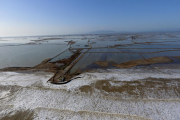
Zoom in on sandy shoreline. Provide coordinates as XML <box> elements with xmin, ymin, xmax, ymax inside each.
<box><xmin>1</xmin><ymin>54</ymin><xmax>179</xmax><ymax>84</ymax></box>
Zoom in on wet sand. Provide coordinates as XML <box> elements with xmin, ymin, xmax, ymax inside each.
<box><xmin>79</xmin><ymin>78</ymin><xmax>180</xmax><ymax>99</ymax></box>
<box><xmin>0</xmin><ymin>110</ymin><xmax>34</xmax><ymax>120</ymax></box>
<box><xmin>115</xmin><ymin>56</ymin><xmax>173</xmax><ymax>68</ymax></box>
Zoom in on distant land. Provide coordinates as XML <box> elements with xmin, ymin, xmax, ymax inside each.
<box><xmin>1</xmin><ymin>29</ymin><xmax>180</xmax><ymax>38</ymax></box>
<box><xmin>87</xmin><ymin>29</ymin><xmax>180</xmax><ymax>35</ymax></box>
<box><xmin>88</xmin><ymin>30</ymin><xmax>117</xmax><ymax>34</ymax></box>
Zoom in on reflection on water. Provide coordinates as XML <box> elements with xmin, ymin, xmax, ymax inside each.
<box><xmin>0</xmin><ymin>45</ymin><xmax>68</xmax><ymax>68</ymax></box>
<box><xmin>70</xmin><ymin>32</ymin><xmax>180</xmax><ymax>73</ymax></box>
<box><xmin>0</xmin><ymin>32</ymin><xmax>180</xmax><ymax>70</ymax></box>
<box><xmin>50</xmin><ymin>50</ymin><xmax>73</xmax><ymax>62</ymax></box>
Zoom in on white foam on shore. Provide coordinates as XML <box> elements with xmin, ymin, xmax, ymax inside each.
<box><xmin>0</xmin><ymin>68</ymin><xmax>180</xmax><ymax>120</ymax></box>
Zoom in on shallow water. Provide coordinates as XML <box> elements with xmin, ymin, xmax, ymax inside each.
<box><xmin>69</xmin><ymin>32</ymin><xmax>180</xmax><ymax>73</ymax></box>
<box><xmin>50</xmin><ymin>50</ymin><xmax>73</xmax><ymax>62</ymax></box>
<box><xmin>141</xmin><ymin>51</ymin><xmax>180</xmax><ymax>59</ymax></box>
<box><xmin>0</xmin><ymin>44</ymin><xmax>68</xmax><ymax>68</ymax></box>
<box><xmin>1</xmin><ymin>32</ymin><xmax>180</xmax><ymax>70</ymax></box>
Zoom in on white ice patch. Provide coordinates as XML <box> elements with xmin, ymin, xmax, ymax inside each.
<box><xmin>63</xmin><ymin>68</ymin><xmax>180</xmax><ymax>90</ymax></box>
<box><xmin>0</xmin><ymin>90</ymin><xmax>10</xmax><ymax>99</ymax></box>
<box><xmin>1</xmin><ymin>68</ymin><xmax>180</xmax><ymax>91</ymax></box>
<box><xmin>0</xmin><ymin>68</ymin><xmax>180</xmax><ymax>120</ymax></box>
<box><xmin>0</xmin><ymin>72</ymin><xmax>54</xmax><ymax>87</ymax></box>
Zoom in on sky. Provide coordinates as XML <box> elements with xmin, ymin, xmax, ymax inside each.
<box><xmin>0</xmin><ymin>0</ymin><xmax>180</xmax><ymax>36</ymax></box>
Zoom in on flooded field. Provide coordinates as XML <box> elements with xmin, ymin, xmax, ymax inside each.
<box><xmin>0</xmin><ymin>32</ymin><xmax>180</xmax><ymax>119</ymax></box>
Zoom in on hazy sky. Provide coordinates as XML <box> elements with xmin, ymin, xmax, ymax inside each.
<box><xmin>0</xmin><ymin>0</ymin><xmax>180</xmax><ymax>36</ymax></box>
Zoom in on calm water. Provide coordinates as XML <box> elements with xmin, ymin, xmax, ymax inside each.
<box><xmin>70</xmin><ymin>32</ymin><xmax>180</xmax><ymax>73</ymax></box>
<box><xmin>1</xmin><ymin>33</ymin><xmax>180</xmax><ymax>71</ymax></box>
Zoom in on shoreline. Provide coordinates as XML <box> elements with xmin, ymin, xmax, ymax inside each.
<box><xmin>1</xmin><ymin>55</ymin><xmax>180</xmax><ymax>83</ymax></box>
